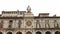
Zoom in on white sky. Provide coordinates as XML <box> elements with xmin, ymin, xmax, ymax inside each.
<box><xmin>0</xmin><ymin>0</ymin><xmax>60</xmax><ymax>16</ymax></box>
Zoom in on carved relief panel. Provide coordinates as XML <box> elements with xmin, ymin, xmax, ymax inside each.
<box><xmin>24</xmin><ymin>18</ymin><xmax>34</xmax><ymax>28</ymax></box>
<box><xmin>26</xmin><ymin>21</ymin><xmax>32</xmax><ymax>26</ymax></box>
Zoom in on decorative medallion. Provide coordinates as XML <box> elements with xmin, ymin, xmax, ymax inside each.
<box><xmin>26</xmin><ymin>21</ymin><xmax>32</xmax><ymax>26</ymax></box>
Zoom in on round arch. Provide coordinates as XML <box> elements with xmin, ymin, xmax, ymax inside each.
<box><xmin>36</xmin><ymin>31</ymin><xmax>42</xmax><ymax>34</ymax></box>
<box><xmin>16</xmin><ymin>32</ymin><xmax>22</xmax><ymax>34</ymax></box>
<box><xmin>26</xmin><ymin>31</ymin><xmax>32</xmax><ymax>34</ymax></box>
<box><xmin>55</xmin><ymin>31</ymin><xmax>60</xmax><ymax>34</ymax></box>
<box><xmin>7</xmin><ymin>32</ymin><xmax>12</xmax><ymax>34</ymax></box>
<box><xmin>45</xmin><ymin>31</ymin><xmax>51</xmax><ymax>34</ymax></box>
<box><xmin>0</xmin><ymin>32</ymin><xmax>3</xmax><ymax>34</ymax></box>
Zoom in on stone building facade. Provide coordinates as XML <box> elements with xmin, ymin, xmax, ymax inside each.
<box><xmin>0</xmin><ymin>6</ymin><xmax>60</xmax><ymax>34</ymax></box>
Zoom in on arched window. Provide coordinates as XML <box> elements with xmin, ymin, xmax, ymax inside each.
<box><xmin>26</xmin><ymin>31</ymin><xmax>32</xmax><ymax>34</ymax></box>
<box><xmin>36</xmin><ymin>31</ymin><xmax>42</xmax><ymax>34</ymax></box>
<box><xmin>45</xmin><ymin>31</ymin><xmax>51</xmax><ymax>34</ymax></box>
<box><xmin>0</xmin><ymin>32</ymin><xmax>2</xmax><ymax>34</ymax></box>
<box><xmin>7</xmin><ymin>32</ymin><xmax>12</xmax><ymax>34</ymax></box>
<box><xmin>16</xmin><ymin>32</ymin><xmax>22</xmax><ymax>34</ymax></box>
<box><xmin>55</xmin><ymin>31</ymin><xmax>60</xmax><ymax>34</ymax></box>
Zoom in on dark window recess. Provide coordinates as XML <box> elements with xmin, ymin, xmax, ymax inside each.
<box><xmin>8</xmin><ymin>25</ymin><xmax>12</xmax><ymax>28</ymax></box>
<box><xmin>8</xmin><ymin>20</ymin><xmax>13</xmax><ymax>28</ymax></box>
<box><xmin>9</xmin><ymin>20</ymin><xmax>13</xmax><ymax>23</ymax></box>
<box><xmin>20</xmin><ymin>12</ymin><xmax>23</xmax><ymax>15</ymax></box>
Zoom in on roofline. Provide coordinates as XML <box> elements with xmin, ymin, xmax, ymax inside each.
<box><xmin>0</xmin><ymin>16</ymin><xmax>60</xmax><ymax>19</ymax></box>
<box><xmin>34</xmin><ymin>16</ymin><xmax>60</xmax><ymax>18</ymax></box>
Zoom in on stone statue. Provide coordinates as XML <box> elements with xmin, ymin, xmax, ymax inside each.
<box><xmin>27</xmin><ymin>5</ymin><xmax>31</xmax><ymax>13</ymax></box>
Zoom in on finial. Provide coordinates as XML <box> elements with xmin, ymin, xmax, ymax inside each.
<box><xmin>27</xmin><ymin>5</ymin><xmax>31</xmax><ymax>13</ymax></box>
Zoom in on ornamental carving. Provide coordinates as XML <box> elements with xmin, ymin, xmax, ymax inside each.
<box><xmin>26</xmin><ymin>21</ymin><xmax>32</xmax><ymax>26</ymax></box>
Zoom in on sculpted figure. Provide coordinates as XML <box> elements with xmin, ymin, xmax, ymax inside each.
<box><xmin>36</xmin><ymin>20</ymin><xmax>41</xmax><ymax>28</ymax></box>
<box><xmin>18</xmin><ymin>20</ymin><xmax>22</xmax><ymax>28</ymax></box>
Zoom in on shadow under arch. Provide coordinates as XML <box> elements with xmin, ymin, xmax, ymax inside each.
<box><xmin>7</xmin><ymin>32</ymin><xmax>12</xmax><ymax>34</ymax></box>
<box><xmin>0</xmin><ymin>32</ymin><xmax>3</xmax><ymax>34</ymax></box>
<box><xmin>55</xmin><ymin>31</ymin><xmax>60</xmax><ymax>34</ymax></box>
<box><xmin>45</xmin><ymin>31</ymin><xmax>51</xmax><ymax>34</ymax></box>
<box><xmin>36</xmin><ymin>31</ymin><xmax>42</xmax><ymax>34</ymax></box>
<box><xmin>16</xmin><ymin>31</ymin><xmax>22</xmax><ymax>34</ymax></box>
<box><xmin>26</xmin><ymin>31</ymin><xmax>32</xmax><ymax>34</ymax></box>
